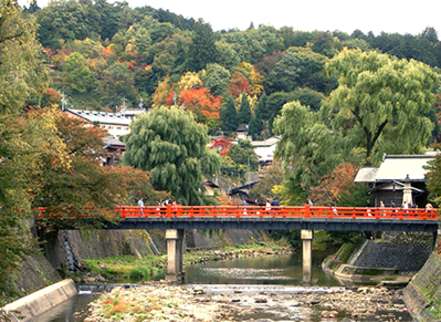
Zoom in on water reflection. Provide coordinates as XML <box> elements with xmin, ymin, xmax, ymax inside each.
<box><xmin>34</xmin><ymin>294</ymin><xmax>94</xmax><ymax>322</ymax></box>
<box><xmin>186</xmin><ymin>253</ymin><xmax>340</xmax><ymax>286</ymax></box>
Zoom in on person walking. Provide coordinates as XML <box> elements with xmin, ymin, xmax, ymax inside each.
<box><xmin>137</xmin><ymin>198</ymin><xmax>144</xmax><ymax>215</ymax></box>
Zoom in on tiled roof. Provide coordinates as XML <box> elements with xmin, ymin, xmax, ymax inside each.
<box><xmin>66</xmin><ymin>108</ymin><xmax>145</xmax><ymax>126</ymax></box>
<box><xmin>355</xmin><ymin>153</ymin><xmax>438</xmax><ymax>183</ymax></box>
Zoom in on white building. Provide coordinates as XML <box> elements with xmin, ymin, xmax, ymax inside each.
<box><xmin>65</xmin><ymin>108</ymin><xmax>145</xmax><ymax>137</ymax></box>
<box><xmin>250</xmin><ymin>136</ymin><xmax>280</xmax><ymax>165</ymax></box>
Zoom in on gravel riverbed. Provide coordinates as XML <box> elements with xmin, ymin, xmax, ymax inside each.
<box><xmin>82</xmin><ymin>282</ymin><xmax>413</xmax><ymax>321</ymax></box>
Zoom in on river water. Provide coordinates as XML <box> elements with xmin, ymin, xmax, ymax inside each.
<box><xmin>37</xmin><ymin>252</ymin><xmax>412</xmax><ymax>321</ymax></box>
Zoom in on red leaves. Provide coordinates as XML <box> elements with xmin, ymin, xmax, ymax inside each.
<box><xmin>210</xmin><ymin>136</ymin><xmax>233</xmax><ymax>156</ymax></box>
<box><xmin>229</xmin><ymin>71</ymin><xmax>251</xmax><ymax>97</ymax></box>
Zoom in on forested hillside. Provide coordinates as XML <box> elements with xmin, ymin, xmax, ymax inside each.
<box><xmin>21</xmin><ymin>0</ymin><xmax>441</xmax><ymax>204</ymax></box>
<box><xmin>26</xmin><ymin>0</ymin><xmax>441</xmax><ymax>138</ymax></box>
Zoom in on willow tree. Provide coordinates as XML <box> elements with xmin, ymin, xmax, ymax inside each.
<box><xmin>324</xmin><ymin>48</ymin><xmax>439</xmax><ymax>165</ymax></box>
<box><xmin>274</xmin><ymin>101</ymin><xmax>343</xmax><ymax>204</ymax></box>
<box><xmin>124</xmin><ymin>106</ymin><xmax>220</xmax><ymax>205</ymax></box>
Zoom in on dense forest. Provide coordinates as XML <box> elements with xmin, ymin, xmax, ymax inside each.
<box><xmin>26</xmin><ymin>0</ymin><xmax>441</xmax><ymax>136</ymax></box>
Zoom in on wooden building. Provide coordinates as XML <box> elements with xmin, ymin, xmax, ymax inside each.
<box><xmin>354</xmin><ymin>153</ymin><xmax>438</xmax><ymax>207</ymax></box>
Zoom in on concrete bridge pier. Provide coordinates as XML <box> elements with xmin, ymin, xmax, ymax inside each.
<box><xmin>165</xmin><ymin>229</ymin><xmax>185</xmax><ymax>283</ymax></box>
<box><xmin>301</xmin><ymin>229</ymin><xmax>313</xmax><ymax>283</ymax></box>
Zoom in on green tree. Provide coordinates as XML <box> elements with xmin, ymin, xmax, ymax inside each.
<box><xmin>124</xmin><ymin>106</ymin><xmax>220</xmax><ymax>205</ymax></box>
<box><xmin>274</xmin><ymin>101</ymin><xmax>343</xmax><ymax>202</ymax></box>
<box><xmin>100</xmin><ymin>62</ymin><xmax>138</xmax><ymax>108</ymax></box>
<box><xmin>290</xmin><ymin>87</ymin><xmax>324</xmax><ymax>111</ymax></box>
<box><xmin>221</xmin><ymin>25</ymin><xmax>284</xmax><ymax>63</ymax></box>
<box><xmin>324</xmin><ymin>48</ymin><xmax>439</xmax><ymax>164</ymax></box>
<box><xmin>426</xmin><ymin>154</ymin><xmax>441</xmax><ymax>206</ymax></box>
<box><xmin>36</xmin><ymin>0</ymin><xmax>101</xmax><ymax>48</ymax></box>
<box><xmin>237</xmin><ymin>94</ymin><xmax>251</xmax><ymax>124</ymax></box>
<box><xmin>215</xmin><ymin>40</ymin><xmax>240</xmax><ymax>69</ymax></box>
<box><xmin>0</xmin><ymin>0</ymin><xmax>51</xmax><ymax>297</ymax></box>
<box><xmin>187</xmin><ymin>21</ymin><xmax>218</xmax><ymax>71</ymax></box>
<box><xmin>248</xmin><ymin>94</ymin><xmax>267</xmax><ymax>139</ymax></box>
<box><xmin>220</xmin><ymin>95</ymin><xmax>238</xmax><ymax>134</ymax></box>
<box><xmin>62</xmin><ymin>52</ymin><xmax>97</xmax><ymax>97</ymax></box>
<box><xmin>200</xmin><ymin>63</ymin><xmax>231</xmax><ymax>96</ymax></box>
<box><xmin>229</xmin><ymin>139</ymin><xmax>259</xmax><ymax>171</ymax></box>
<box><xmin>265</xmin><ymin>47</ymin><xmax>332</xmax><ymax>93</ymax></box>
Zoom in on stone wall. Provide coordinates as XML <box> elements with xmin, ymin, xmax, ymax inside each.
<box><xmin>404</xmin><ymin>235</ymin><xmax>441</xmax><ymax>321</ymax></box>
<box><xmin>350</xmin><ymin>240</ymin><xmax>431</xmax><ymax>272</ymax></box>
<box><xmin>15</xmin><ymin>253</ymin><xmax>61</xmax><ymax>295</ymax></box>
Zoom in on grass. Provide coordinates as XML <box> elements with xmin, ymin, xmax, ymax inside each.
<box><xmin>428</xmin><ymin>296</ymin><xmax>441</xmax><ymax>319</ymax></box>
<box><xmin>84</xmin><ymin>255</ymin><xmax>167</xmax><ymax>282</ymax></box>
<box><xmin>83</xmin><ymin>240</ymin><xmax>290</xmax><ymax>283</ymax></box>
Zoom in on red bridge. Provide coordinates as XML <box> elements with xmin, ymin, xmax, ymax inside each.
<box><xmin>36</xmin><ymin>205</ymin><xmax>440</xmax><ymax>283</ymax></box>
<box><xmin>38</xmin><ymin>205</ymin><xmax>439</xmax><ymax>232</ymax></box>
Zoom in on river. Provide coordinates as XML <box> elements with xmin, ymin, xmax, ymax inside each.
<box><xmin>37</xmin><ymin>252</ymin><xmax>412</xmax><ymax>321</ymax></box>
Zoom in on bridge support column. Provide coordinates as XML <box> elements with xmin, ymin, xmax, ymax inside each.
<box><xmin>165</xmin><ymin>229</ymin><xmax>185</xmax><ymax>283</ymax></box>
<box><xmin>301</xmin><ymin>229</ymin><xmax>313</xmax><ymax>284</ymax></box>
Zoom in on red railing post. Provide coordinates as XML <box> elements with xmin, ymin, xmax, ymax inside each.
<box><xmin>304</xmin><ymin>204</ymin><xmax>311</xmax><ymax>218</ymax></box>
<box><xmin>374</xmin><ymin>208</ymin><xmax>380</xmax><ymax>220</ymax></box>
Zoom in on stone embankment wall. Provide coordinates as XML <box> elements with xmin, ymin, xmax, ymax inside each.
<box><xmin>45</xmin><ymin>229</ymin><xmax>267</xmax><ymax>271</ymax></box>
<box><xmin>404</xmin><ymin>235</ymin><xmax>441</xmax><ymax>321</ymax></box>
<box><xmin>18</xmin><ymin>229</ymin><xmax>267</xmax><ymax>294</ymax></box>
<box><xmin>349</xmin><ymin>240</ymin><xmax>431</xmax><ymax>272</ymax></box>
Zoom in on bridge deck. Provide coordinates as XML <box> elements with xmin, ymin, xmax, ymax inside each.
<box><xmin>37</xmin><ymin>205</ymin><xmax>439</xmax><ymax>232</ymax></box>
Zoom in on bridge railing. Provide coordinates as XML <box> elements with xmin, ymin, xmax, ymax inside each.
<box><xmin>112</xmin><ymin>205</ymin><xmax>438</xmax><ymax>221</ymax></box>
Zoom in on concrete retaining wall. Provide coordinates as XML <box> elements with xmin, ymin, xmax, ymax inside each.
<box><xmin>3</xmin><ymin>279</ymin><xmax>77</xmax><ymax>321</ymax></box>
<box><xmin>403</xmin><ymin>237</ymin><xmax>441</xmax><ymax>322</ymax></box>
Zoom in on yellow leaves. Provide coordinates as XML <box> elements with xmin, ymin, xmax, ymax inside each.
<box><xmin>236</xmin><ymin>61</ymin><xmax>264</xmax><ymax>97</ymax></box>
<box><xmin>178</xmin><ymin>72</ymin><xmax>202</xmax><ymax>91</ymax></box>
<box><xmin>27</xmin><ymin>108</ymin><xmax>72</xmax><ymax>171</ymax></box>
<box><xmin>125</xmin><ymin>42</ymin><xmax>137</xmax><ymax>56</ymax></box>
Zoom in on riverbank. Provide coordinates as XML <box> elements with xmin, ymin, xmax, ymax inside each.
<box><xmin>81</xmin><ymin>240</ymin><xmax>291</xmax><ymax>283</ymax></box>
<box><xmin>83</xmin><ymin>283</ymin><xmax>412</xmax><ymax>321</ymax></box>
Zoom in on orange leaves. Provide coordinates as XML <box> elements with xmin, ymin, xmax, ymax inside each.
<box><xmin>102</xmin><ymin>46</ymin><xmax>114</xmax><ymax>60</ymax></box>
<box><xmin>179</xmin><ymin>87</ymin><xmax>222</xmax><ymax>120</ymax></box>
<box><xmin>309</xmin><ymin>163</ymin><xmax>358</xmax><ymax>205</ymax></box>
<box><xmin>45</xmin><ymin>87</ymin><xmax>61</xmax><ymax>103</ymax></box>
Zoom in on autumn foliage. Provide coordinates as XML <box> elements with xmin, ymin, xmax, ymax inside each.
<box><xmin>152</xmin><ymin>78</ymin><xmax>176</xmax><ymax>106</ymax></box>
<box><xmin>34</xmin><ymin>110</ymin><xmax>165</xmax><ymax>224</ymax></box>
<box><xmin>210</xmin><ymin>136</ymin><xmax>233</xmax><ymax>156</ymax></box>
<box><xmin>229</xmin><ymin>71</ymin><xmax>251</xmax><ymax>97</ymax></box>
<box><xmin>309</xmin><ymin>163</ymin><xmax>358</xmax><ymax>205</ymax></box>
<box><xmin>179</xmin><ymin>87</ymin><xmax>222</xmax><ymax>120</ymax></box>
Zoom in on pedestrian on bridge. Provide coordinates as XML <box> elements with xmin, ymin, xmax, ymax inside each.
<box><xmin>137</xmin><ymin>198</ymin><xmax>144</xmax><ymax>215</ymax></box>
